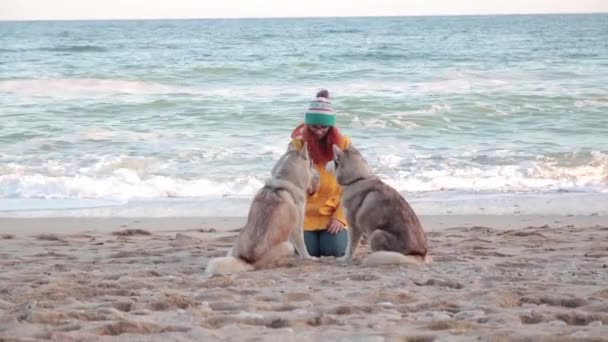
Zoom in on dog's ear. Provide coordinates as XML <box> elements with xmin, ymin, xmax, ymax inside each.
<box><xmin>345</xmin><ymin>143</ymin><xmax>363</xmax><ymax>157</ymax></box>
<box><xmin>287</xmin><ymin>141</ymin><xmax>298</xmax><ymax>152</ymax></box>
<box><xmin>300</xmin><ymin>142</ymin><xmax>310</xmax><ymax>160</ymax></box>
<box><xmin>332</xmin><ymin>144</ymin><xmax>343</xmax><ymax>161</ymax></box>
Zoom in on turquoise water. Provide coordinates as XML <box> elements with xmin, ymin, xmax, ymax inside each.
<box><xmin>1</xmin><ymin>15</ymin><xmax>607</xmax><ymax>216</ymax></box>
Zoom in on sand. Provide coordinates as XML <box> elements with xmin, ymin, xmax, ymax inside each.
<box><xmin>0</xmin><ymin>215</ymin><xmax>607</xmax><ymax>341</ymax></box>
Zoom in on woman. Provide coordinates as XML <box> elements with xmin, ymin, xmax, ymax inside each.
<box><xmin>288</xmin><ymin>89</ymin><xmax>351</xmax><ymax>257</ymax></box>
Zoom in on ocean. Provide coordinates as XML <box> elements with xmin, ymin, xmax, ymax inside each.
<box><xmin>1</xmin><ymin>14</ymin><xmax>607</xmax><ymax>217</ymax></box>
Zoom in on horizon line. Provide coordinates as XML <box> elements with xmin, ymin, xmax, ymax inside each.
<box><xmin>1</xmin><ymin>11</ymin><xmax>607</xmax><ymax>23</ymax></box>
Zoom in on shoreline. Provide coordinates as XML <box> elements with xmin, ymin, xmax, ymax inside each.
<box><xmin>2</xmin><ymin>191</ymin><xmax>608</xmax><ymax>219</ymax></box>
<box><xmin>1</xmin><ymin>214</ymin><xmax>606</xmax><ymax>236</ymax></box>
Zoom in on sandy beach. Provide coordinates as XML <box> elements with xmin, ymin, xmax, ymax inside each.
<box><xmin>0</xmin><ymin>214</ymin><xmax>607</xmax><ymax>341</ymax></box>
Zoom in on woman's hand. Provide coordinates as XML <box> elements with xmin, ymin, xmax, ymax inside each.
<box><xmin>326</xmin><ymin>218</ymin><xmax>345</xmax><ymax>235</ymax></box>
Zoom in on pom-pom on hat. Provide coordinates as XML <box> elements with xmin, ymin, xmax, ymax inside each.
<box><xmin>305</xmin><ymin>89</ymin><xmax>335</xmax><ymax>126</ymax></box>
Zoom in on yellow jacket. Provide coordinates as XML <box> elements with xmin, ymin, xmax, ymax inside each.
<box><xmin>289</xmin><ymin>136</ymin><xmax>351</xmax><ymax>231</ymax></box>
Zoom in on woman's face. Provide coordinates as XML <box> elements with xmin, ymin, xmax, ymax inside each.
<box><xmin>307</xmin><ymin>124</ymin><xmax>331</xmax><ymax>140</ymax></box>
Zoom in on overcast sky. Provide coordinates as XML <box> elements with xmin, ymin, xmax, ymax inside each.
<box><xmin>1</xmin><ymin>0</ymin><xmax>607</xmax><ymax>21</ymax></box>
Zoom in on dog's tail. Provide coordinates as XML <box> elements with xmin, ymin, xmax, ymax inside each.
<box><xmin>205</xmin><ymin>256</ymin><xmax>254</xmax><ymax>276</ymax></box>
<box><xmin>363</xmin><ymin>251</ymin><xmax>432</xmax><ymax>267</ymax></box>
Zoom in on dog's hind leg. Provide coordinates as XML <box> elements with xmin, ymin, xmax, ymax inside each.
<box><xmin>368</xmin><ymin>229</ymin><xmax>399</xmax><ymax>252</ymax></box>
<box><xmin>254</xmin><ymin>241</ymin><xmax>295</xmax><ymax>269</ymax></box>
<box><xmin>364</xmin><ymin>230</ymin><xmax>427</xmax><ymax>266</ymax></box>
<box><xmin>369</xmin><ymin>229</ymin><xmax>428</xmax><ymax>256</ymax></box>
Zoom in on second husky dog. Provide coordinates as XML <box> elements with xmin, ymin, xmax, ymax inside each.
<box><xmin>330</xmin><ymin>144</ymin><xmax>430</xmax><ymax>266</ymax></box>
<box><xmin>205</xmin><ymin>143</ymin><xmax>318</xmax><ymax>275</ymax></box>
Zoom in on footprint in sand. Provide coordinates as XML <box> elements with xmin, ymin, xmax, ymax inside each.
<box><xmin>204</xmin><ymin>314</ymin><xmax>292</xmax><ymax>329</ymax></box>
<box><xmin>111</xmin><ymin>301</ymin><xmax>133</xmax><ymax>312</ymax></box>
<box><xmin>208</xmin><ymin>301</ymin><xmax>247</xmax><ymax>312</ymax></box>
<box><xmin>414</xmin><ymin>279</ymin><xmax>464</xmax><ymax>289</ymax></box>
<box><xmin>426</xmin><ymin>319</ymin><xmax>474</xmax><ymax>331</ymax></box>
<box><xmin>111</xmin><ymin>229</ymin><xmax>152</xmax><ymax>237</ymax></box>
<box><xmin>96</xmin><ymin>320</ymin><xmax>190</xmax><ymax>335</ymax></box>
<box><xmin>169</xmin><ymin>233</ymin><xmax>202</xmax><ymax>247</ymax></box>
<box><xmin>519</xmin><ymin>296</ymin><xmax>587</xmax><ymax>308</ymax></box>
<box><xmin>332</xmin><ymin>304</ymin><xmax>373</xmax><ymax>315</ymax></box>
<box><xmin>108</xmin><ymin>250</ymin><xmax>156</xmax><ymax>259</ymax></box>
<box><xmin>33</xmin><ymin>234</ymin><xmax>66</xmax><ymax>241</ymax></box>
<box><xmin>555</xmin><ymin>312</ymin><xmax>608</xmax><ymax>326</ymax></box>
<box><xmin>149</xmin><ymin>293</ymin><xmax>198</xmax><ymax>311</ymax></box>
<box><xmin>284</xmin><ymin>292</ymin><xmax>311</xmax><ymax>302</ymax></box>
<box><xmin>306</xmin><ymin>313</ymin><xmax>342</xmax><ymax>327</ymax></box>
<box><xmin>342</xmin><ymin>274</ymin><xmax>380</xmax><ymax>282</ymax></box>
<box><xmin>520</xmin><ymin>311</ymin><xmax>546</xmax><ymax>324</ymax></box>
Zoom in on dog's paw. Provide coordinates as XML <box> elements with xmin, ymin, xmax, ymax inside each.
<box><xmin>305</xmin><ymin>256</ymin><xmax>319</xmax><ymax>261</ymax></box>
<box><xmin>337</xmin><ymin>256</ymin><xmax>351</xmax><ymax>265</ymax></box>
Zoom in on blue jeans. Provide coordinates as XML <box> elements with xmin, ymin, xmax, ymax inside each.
<box><xmin>303</xmin><ymin>229</ymin><xmax>348</xmax><ymax>257</ymax></box>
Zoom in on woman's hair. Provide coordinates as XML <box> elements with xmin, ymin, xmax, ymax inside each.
<box><xmin>303</xmin><ymin>126</ymin><xmax>343</xmax><ymax>165</ymax></box>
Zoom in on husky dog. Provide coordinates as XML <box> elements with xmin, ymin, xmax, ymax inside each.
<box><xmin>329</xmin><ymin>144</ymin><xmax>430</xmax><ymax>266</ymax></box>
<box><xmin>205</xmin><ymin>143</ymin><xmax>318</xmax><ymax>275</ymax></box>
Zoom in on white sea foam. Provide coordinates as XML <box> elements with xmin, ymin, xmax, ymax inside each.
<box><xmin>0</xmin><ymin>79</ymin><xmax>200</xmax><ymax>98</ymax></box>
<box><xmin>0</xmin><ymin>75</ymin><xmax>530</xmax><ymax>100</ymax></box>
<box><xmin>427</xmin><ymin>103</ymin><xmax>452</xmax><ymax>113</ymax></box>
<box><xmin>1</xmin><ymin>151</ymin><xmax>606</xmax><ymax>206</ymax></box>
<box><xmin>574</xmin><ymin>98</ymin><xmax>608</xmax><ymax>109</ymax></box>
<box><xmin>0</xmin><ymin>172</ymin><xmax>264</xmax><ymax>201</ymax></box>
<box><xmin>377</xmin><ymin>156</ymin><xmax>608</xmax><ymax>194</ymax></box>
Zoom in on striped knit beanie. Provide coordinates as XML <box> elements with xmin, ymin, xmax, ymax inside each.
<box><xmin>305</xmin><ymin>91</ymin><xmax>336</xmax><ymax>127</ymax></box>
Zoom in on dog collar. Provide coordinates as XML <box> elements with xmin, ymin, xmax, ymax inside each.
<box><xmin>342</xmin><ymin>177</ymin><xmax>367</xmax><ymax>186</ymax></box>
